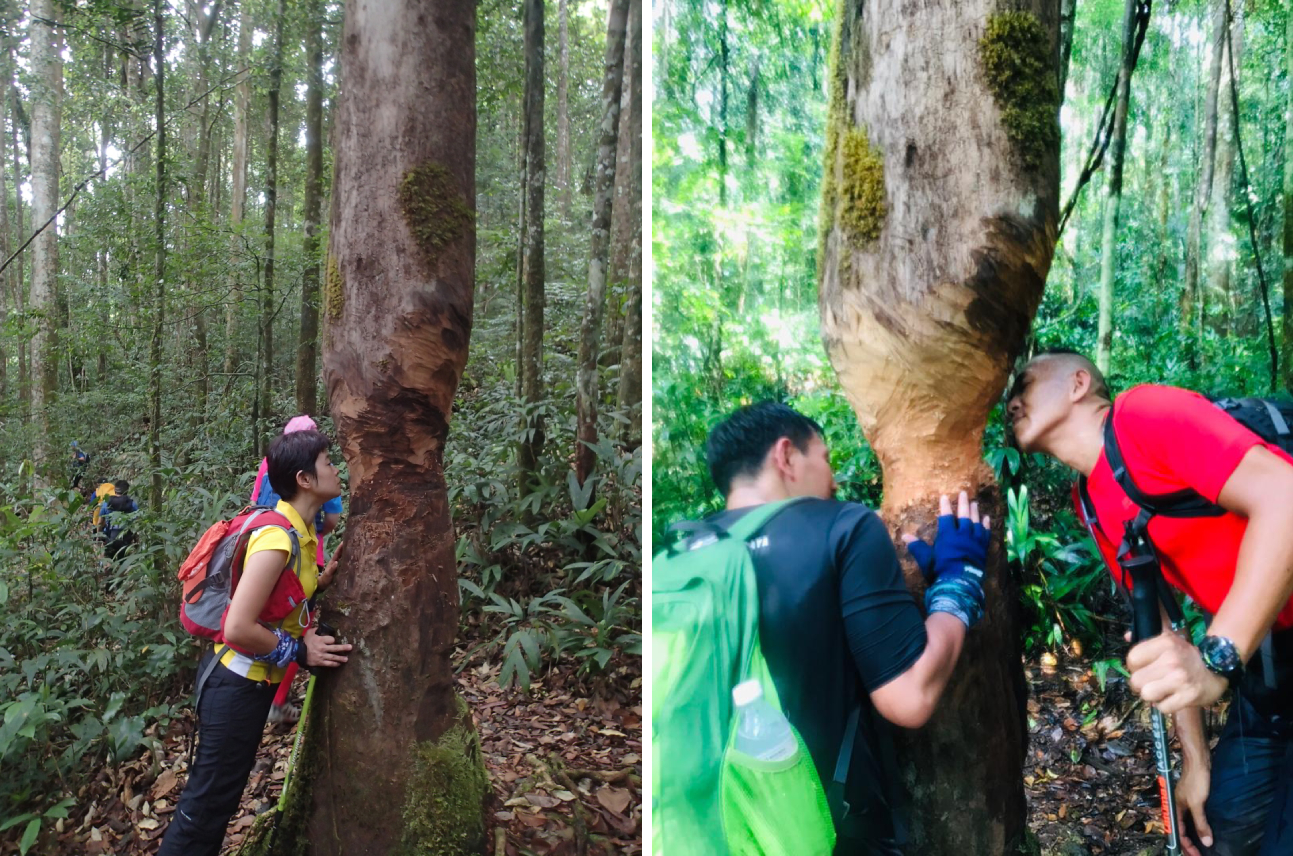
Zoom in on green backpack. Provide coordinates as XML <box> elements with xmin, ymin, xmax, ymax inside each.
<box><xmin>651</xmin><ymin>499</ymin><xmax>837</xmax><ymax>856</ymax></box>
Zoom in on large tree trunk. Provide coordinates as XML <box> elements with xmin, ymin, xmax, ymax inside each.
<box><xmin>187</xmin><ymin>1</ymin><xmax>219</xmax><ymax>415</ymax></box>
<box><xmin>613</xmin><ymin>0</ymin><xmax>642</xmax><ymax>436</ymax></box>
<box><xmin>296</xmin><ymin>0</ymin><xmax>324</xmax><ymax>417</ymax></box>
<box><xmin>225</xmin><ymin>1</ymin><xmax>251</xmax><ymax>376</ymax></box>
<box><xmin>310</xmin><ymin>0</ymin><xmax>485</xmax><ymax>853</ymax></box>
<box><xmin>1205</xmin><ymin>3</ymin><xmax>1244</xmax><ymax>335</ymax></box>
<box><xmin>819</xmin><ymin>3</ymin><xmax>1058</xmax><ymax>850</ymax></box>
<box><xmin>1284</xmin><ymin>0</ymin><xmax>1293</xmax><ymax>392</ymax></box>
<box><xmin>11</xmin><ymin>65</ymin><xmax>27</xmax><ymax>433</ymax></box>
<box><xmin>1095</xmin><ymin>0</ymin><xmax>1139</xmax><ymax>375</ymax></box>
<box><xmin>29</xmin><ymin>0</ymin><xmax>62</xmax><ymax>479</ymax></box>
<box><xmin>517</xmin><ymin>0</ymin><xmax>546</xmax><ymax>485</ymax></box>
<box><xmin>149</xmin><ymin>0</ymin><xmax>166</xmax><ymax>510</ymax></box>
<box><xmin>1183</xmin><ymin>0</ymin><xmax>1227</xmax><ymax>346</ymax></box>
<box><xmin>556</xmin><ymin>0</ymin><xmax>572</xmax><ymax>218</ymax></box>
<box><xmin>259</xmin><ymin>0</ymin><xmax>285</xmax><ymax>456</ymax></box>
<box><xmin>574</xmin><ymin>0</ymin><xmax>629</xmax><ymax>486</ymax></box>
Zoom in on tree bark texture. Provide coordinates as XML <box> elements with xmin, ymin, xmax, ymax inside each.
<box><xmin>574</xmin><ymin>0</ymin><xmax>630</xmax><ymax>486</ymax></box>
<box><xmin>517</xmin><ymin>0</ymin><xmax>546</xmax><ymax>484</ymax></box>
<box><xmin>557</xmin><ymin>0</ymin><xmax>572</xmax><ymax>218</ymax></box>
<box><xmin>260</xmin><ymin>0</ymin><xmax>286</xmax><ymax>457</ymax></box>
<box><xmin>611</xmin><ymin>0</ymin><xmax>642</xmax><ymax>429</ymax></box>
<box><xmin>1183</xmin><ymin>0</ymin><xmax>1226</xmax><ymax>339</ymax></box>
<box><xmin>149</xmin><ymin>0</ymin><xmax>166</xmax><ymax>509</ymax></box>
<box><xmin>1283</xmin><ymin>0</ymin><xmax>1293</xmax><ymax>392</ymax></box>
<box><xmin>11</xmin><ymin>53</ymin><xmax>28</xmax><ymax>427</ymax></box>
<box><xmin>225</xmin><ymin>0</ymin><xmax>252</xmax><ymax>376</ymax></box>
<box><xmin>29</xmin><ymin>0</ymin><xmax>62</xmax><ymax>473</ymax></box>
<box><xmin>819</xmin><ymin>1</ymin><xmax>1059</xmax><ymax>850</ymax></box>
<box><xmin>1058</xmin><ymin>0</ymin><xmax>1077</xmax><ymax>105</ymax></box>
<box><xmin>296</xmin><ymin>0</ymin><xmax>325</xmax><ymax>418</ymax></box>
<box><xmin>311</xmin><ymin>0</ymin><xmax>484</xmax><ymax>853</ymax></box>
<box><xmin>1096</xmin><ymin>0</ymin><xmax>1139</xmax><ymax>375</ymax></box>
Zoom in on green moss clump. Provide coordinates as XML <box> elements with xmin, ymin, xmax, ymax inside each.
<box><xmin>838</xmin><ymin>128</ymin><xmax>886</xmax><ymax>245</ymax></box>
<box><xmin>324</xmin><ymin>253</ymin><xmax>344</xmax><ymax>321</ymax></box>
<box><xmin>817</xmin><ymin>0</ymin><xmax>850</xmax><ymax>282</ymax></box>
<box><xmin>397</xmin><ymin>701</ymin><xmax>489</xmax><ymax>856</ymax></box>
<box><xmin>398</xmin><ymin>162</ymin><xmax>474</xmax><ymax>270</ymax></box>
<box><xmin>978</xmin><ymin>12</ymin><xmax>1059</xmax><ymax>170</ymax></box>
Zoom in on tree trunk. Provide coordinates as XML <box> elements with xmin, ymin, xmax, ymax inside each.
<box><xmin>819</xmin><ymin>2</ymin><xmax>1058</xmax><ymax>850</ymax></box>
<box><xmin>574</xmin><ymin>0</ymin><xmax>630</xmax><ymax>486</ymax></box>
<box><xmin>603</xmin><ymin>0</ymin><xmax>642</xmax><ymax>372</ymax></box>
<box><xmin>311</xmin><ymin>0</ymin><xmax>485</xmax><ymax>852</ymax></box>
<box><xmin>613</xmin><ymin>0</ymin><xmax>642</xmax><ymax>436</ymax></box>
<box><xmin>11</xmin><ymin>50</ymin><xmax>27</xmax><ymax>431</ymax></box>
<box><xmin>188</xmin><ymin>1</ymin><xmax>220</xmax><ymax>414</ymax></box>
<box><xmin>1183</xmin><ymin>0</ymin><xmax>1226</xmax><ymax>344</ymax></box>
<box><xmin>1095</xmin><ymin>0</ymin><xmax>1139</xmax><ymax>375</ymax></box>
<box><xmin>717</xmin><ymin>0</ymin><xmax>729</xmax><ymax>208</ymax></box>
<box><xmin>1205</xmin><ymin>3</ymin><xmax>1244</xmax><ymax>335</ymax></box>
<box><xmin>296</xmin><ymin>0</ymin><xmax>324</xmax><ymax>417</ymax></box>
<box><xmin>259</xmin><ymin>0</ymin><xmax>286</xmax><ymax>456</ymax></box>
<box><xmin>225</xmin><ymin>1</ymin><xmax>252</xmax><ymax>376</ymax></box>
<box><xmin>517</xmin><ymin>0</ymin><xmax>546</xmax><ymax>485</ymax></box>
<box><xmin>1283</xmin><ymin>0</ymin><xmax>1293</xmax><ymax>392</ymax></box>
<box><xmin>1058</xmin><ymin>0</ymin><xmax>1077</xmax><ymax>104</ymax></box>
<box><xmin>557</xmin><ymin>0</ymin><xmax>572</xmax><ymax>218</ymax></box>
<box><xmin>29</xmin><ymin>0</ymin><xmax>62</xmax><ymax>479</ymax></box>
<box><xmin>150</xmin><ymin>0</ymin><xmax>166</xmax><ymax>510</ymax></box>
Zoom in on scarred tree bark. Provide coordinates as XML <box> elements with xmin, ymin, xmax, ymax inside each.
<box><xmin>819</xmin><ymin>2</ymin><xmax>1058</xmax><ymax>850</ymax></box>
<box><xmin>574</xmin><ymin>0</ymin><xmax>629</xmax><ymax>485</ymax></box>
<box><xmin>296</xmin><ymin>0</ymin><xmax>324</xmax><ymax>417</ymax></box>
<box><xmin>311</xmin><ymin>0</ymin><xmax>485</xmax><ymax>853</ymax></box>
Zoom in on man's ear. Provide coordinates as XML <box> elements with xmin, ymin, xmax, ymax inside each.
<box><xmin>768</xmin><ymin>437</ymin><xmax>795</xmax><ymax>478</ymax></box>
<box><xmin>1070</xmin><ymin>368</ymin><xmax>1092</xmax><ymax>401</ymax></box>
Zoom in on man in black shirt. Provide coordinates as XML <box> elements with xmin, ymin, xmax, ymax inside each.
<box><xmin>704</xmin><ymin>402</ymin><xmax>990</xmax><ymax>854</ymax></box>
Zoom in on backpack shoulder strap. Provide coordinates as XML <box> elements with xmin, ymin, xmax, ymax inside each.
<box><xmin>1103</xmin><ymin>409</ymin><xmax>1224</xmax><ymax>518</ymax></box>
<box><xmin>720</xmin><ymin>496</ymin><xmax>812</xmax><ymax>542</ymax></box>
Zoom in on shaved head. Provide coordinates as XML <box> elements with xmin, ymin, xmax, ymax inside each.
<box><xmin>1018</xmin><ymin>349</ymin><xmax>1110</xmax><ymax>403</ymax></box>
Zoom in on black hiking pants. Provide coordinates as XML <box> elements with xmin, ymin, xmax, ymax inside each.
<box><xmin>157</xmin><ymin>658</ymin><xmax>277</xmax><ymax>856</ymax></box>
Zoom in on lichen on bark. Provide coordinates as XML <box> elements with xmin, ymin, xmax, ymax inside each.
<box><xmin>395</xmin><ymin>696</ymin><xmax>489</xmax><ymax>855</ymax></box>
<box><xmin>978</xmin><ymin>11</ymin><xmax>1059</xmax><ymax>170</ymax></box>
<box><xmin>839</xmin><ymin>128</ymin><xmax>885</xmax><ymax>245</ymax></box>
<box><xmin>324</xmin><ymin>253</ymin><xmax>344</xmax><ymax>321</ymax></box>
<box><xmin>398</xmin><ymin>161</ymin><xmax>474</xmax><ymax>271</ymax></box>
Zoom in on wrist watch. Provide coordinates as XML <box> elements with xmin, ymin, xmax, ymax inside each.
<box><xmin>1198</xmin><ymin>635</ymin><xmax>1245</xmax><ymax>688</ymax></box>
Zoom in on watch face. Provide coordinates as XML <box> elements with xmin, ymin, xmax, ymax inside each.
<box><xmin>1200</xmin><ymin>636</ymin><xmax>1242</xmax><ymax>676</ymax></box>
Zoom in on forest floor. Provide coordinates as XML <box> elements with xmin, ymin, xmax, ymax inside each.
<box><xmin>19</xmin><ymin>615</ymin><xmax>643</xmax><ymax>856</ymax></box>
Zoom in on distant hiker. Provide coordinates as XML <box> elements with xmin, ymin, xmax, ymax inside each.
<box><xmin>158</xmin><ymin>430</ymin><xmax>351</xmax><ymax>856</ymax></box>
<box><xmin>70</xmin><ymin>441</ymin><xmax>88</xmax><ymax>488</ymax></box>
<box><xmin>250</xmin><ymin>414</ymin><xmax>345</xmax><ymax>726</ymax></box>
<box><xmin>1008</xmin><ymin>349</ymin><xmax>1293</xmax><ymax>856</ymax></box>
<box><xmin>653</xmin><ymin>402</ymin><xmax>990</xmax><ymax>854</ymax></box>
<box><xmin>91</xmin><ymin>481</ymin><xmax>116</xmax><ymax>531</ymax></box>
<box><xmin>100</xmin><ymin>480</ymin><xmax>139</xmax><ymax>563</ymax></box>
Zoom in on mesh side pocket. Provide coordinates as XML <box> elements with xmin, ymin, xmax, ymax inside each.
<box><xmin>720</xmin><ymin>728</ymin><xmax>835</xmax><ymax>856</ymax></box>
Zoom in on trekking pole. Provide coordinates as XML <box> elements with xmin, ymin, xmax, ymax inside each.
<box><xmin>1128</xmin><ymin>561</ymin><xmax>1182</xmax><ymax>856</ymax></box>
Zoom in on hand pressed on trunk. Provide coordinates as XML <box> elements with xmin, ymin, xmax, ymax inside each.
<box><xmin>903</xmin><ymin>492</ymin><xmax>991</xmax><ymax>628</ymax></box>
<box><xmin>303</xmin><ymin>625</ymin><xmax>351</xmax><ymax>668</ymax></box>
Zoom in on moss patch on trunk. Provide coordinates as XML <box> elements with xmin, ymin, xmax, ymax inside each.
<box><xmin>395</xmin><ymin>697</ymin><xmax>489</xmax><ymax>856</ymax></box>
<box><xmin>324</xmin><ymin>253</ymin><xmax>344</xmax><ymax>321</ymax></box>
<box><xmin>398</xmin><ymin>162</ymin><xmax>474</xmax><ymax>272</ymax></box>
<box><xmin>978</xmin><ymin>12</ymin><xmax>1059</xmax><ymax>170</ymax></box>
<box><xmin>839</xmin><ymin>128</ymin><xmax>885</xmax><ymax>245</ymax></box>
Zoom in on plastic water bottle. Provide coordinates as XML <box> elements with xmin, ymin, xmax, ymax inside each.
<box><xmin>732</xmin><ymin>679</ymin><xmax>799</xmax><ymax>763</ymax></box>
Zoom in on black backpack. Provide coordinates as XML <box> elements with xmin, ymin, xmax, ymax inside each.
<box><xmin>103</xmin><ymin>494</ymin><xmax>138</xmax><ymax>557</ymax></box>
<box><xmin>1076</xmin><ymin>396</ymin><xmax>1293</xmax><ymax>685</ymax></box>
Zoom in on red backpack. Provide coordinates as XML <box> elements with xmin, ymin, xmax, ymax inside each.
<box><xmin>177</xmin><ymin>506</ymin><xmax>310</xmax><ymax>649</ymax></box>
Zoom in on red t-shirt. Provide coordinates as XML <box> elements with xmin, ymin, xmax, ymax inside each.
<box><xmin>1075</xmin><ymin>384</ymin><xmax>1293</xmax><ymax>630</ymax></box>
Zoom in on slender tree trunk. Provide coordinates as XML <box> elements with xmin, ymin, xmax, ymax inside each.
<box><xmin>259</xmin><ymin>0</ymin><xmax>286</xmax><ymax>456</ymax></box>
<box><xmin>574</xmin><ymin>0</ymin><xmax>630</xmax><ymax>486</ymax></box>
<box><xmin>517</xmin><ymin>0</ymin><xmax>546</xmax><ymax>485</ymax></box>
<box><xmin>311</xmin><ymin>1</ymin><xmax>485</xmax><ymax>852</ymax></box>
<box><xmin>1283</xmin><ymin>0</ymin><xmax>1293</xmax><ymax>392</ymax></box>
<box><xmin>150</xmin><ymin>0</ymin><xmax>166</xmax><ymax>509</ymax></box>
<box><xmin>0</xmin><ymin>71</ymin><xmax>10</xmax><ymax>401</ymax></box>
<box><xmin>296</xmin><ymin>0</ymin><xmax>324</xmax><ymax>417</ymax></box>
<box><xmin>613</xmin><ymin>0</ymin><xmax>643</xmax><ymax>436</ymax></box>
<box><xmin>1058</xmin><ymin>0</ymin><xmax>1078</xmax><ymax>104</ymax></box>
<box><xmin>29</xmin><ymin>0</ymin><xmax>62</xmax><ymax>481</ymax></box>
<box><xmin>1206</xmin><ymin>3</ymin><xmax>1244</xmax><ymax>335</ymax></box>
<box><xmin>1184</xmin><ymin>0</ymin><xmax>1227</xmax><ymax>343</ymax></box>
<box><xmin>188</xmin><ymin>2</ymin><xmax>220</xmax><ymax>414</ymax></box>
<box><xmin>557</xmin><ymin>0</ymin><xmax>572</xmax><ymax>218</ymax></box>
<box><xmin>225</xmin><ymin>1</ymin><xmax>251</xmax><ymax>376</ymax></box>
<box><xmin>717</xmin><ymin>0</ymin><xmax>729</xmax><ymax>208</ymax></box>
<box><xmin>1095</xmin><ymin>0</ymin><xmax>1139</xmax><ymax>375</ymax></box>
<box><xmin>820</xmin><ymin>1</ymin><xmax>1059</xmax><ymax>848</ymax></box>
<box><xmin>12</xmin><ymin>51</ymin><xmax>27</xmax><ymax>431</ymax></box>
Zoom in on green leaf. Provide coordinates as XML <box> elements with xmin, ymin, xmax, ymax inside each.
<box><xmin>18</xmin><ymin>818</ymin><xmax>39</xmax><ymax>855</ymax></box>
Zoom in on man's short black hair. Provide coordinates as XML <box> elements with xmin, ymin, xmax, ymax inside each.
<box><xmin>1010</xmin><ymin>346</ymin><xmax>1112</xmax><ymax>402</ymax></box>
<box><xmin>113</xmin><ymin>479</ymin><xmax>130</xmax><ymax>495</ymax></box>
<box><xmin>706</xmin><ymin>402</ymin><xmax>824</xmax><ymax>497</ymax></box>
<box><xmin>267</xmin><ymin>430</ymin><xmax>332</xmax><ymax>500</ymax></box>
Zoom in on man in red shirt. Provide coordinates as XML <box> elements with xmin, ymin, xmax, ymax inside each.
<box><xmin>1007</xmin><ymin>350</ymin><xmax>1293</xmax><ymax>856</ymax></box>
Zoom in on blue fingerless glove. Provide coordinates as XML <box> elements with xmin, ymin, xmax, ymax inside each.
<box><xmin>252</xmin><ymin>628</ymin><xmax>300</xmax><ymax>669</ymax></box>
<box><xmin>906</xmin><ymin>513</ymin><xmax>991</xmax><ymax>628</ymax></box>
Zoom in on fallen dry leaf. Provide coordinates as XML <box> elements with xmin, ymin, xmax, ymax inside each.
<box><xmin>596</xmin><ymin>786</ymin><xmax>632</xmax><ymax>814</ymax></box>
